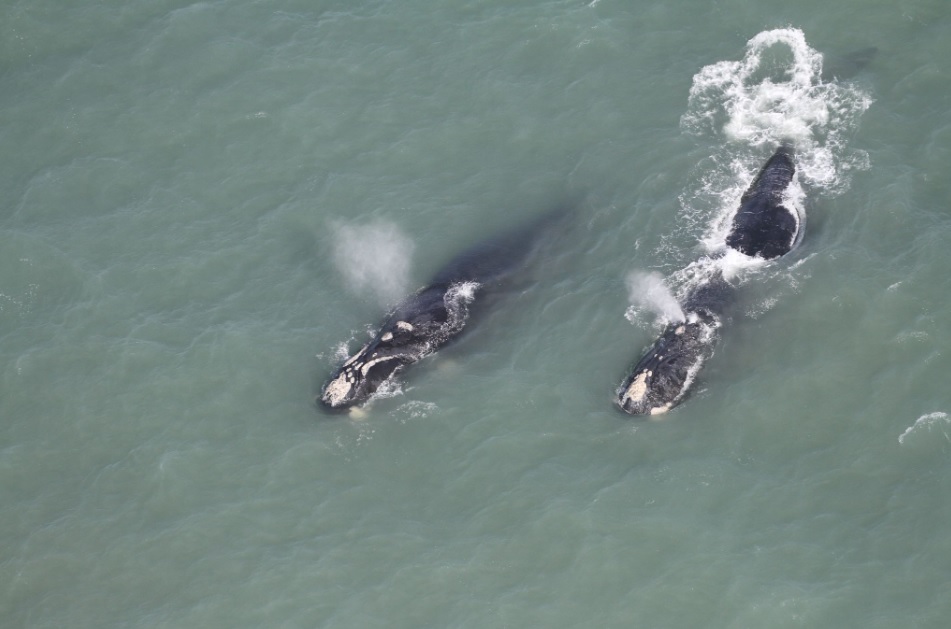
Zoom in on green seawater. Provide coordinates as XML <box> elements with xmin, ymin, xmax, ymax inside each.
<box><xmin>2</xmin><ymin>1</ymin><xmax>951</xmax><ymax>627</ymax></box>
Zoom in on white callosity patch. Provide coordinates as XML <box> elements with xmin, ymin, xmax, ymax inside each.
<box><xmin>649</xmin><ymin>404</ymin><xmax>672</xmax><ymax>418</ymax></box>
<box><xmin>322</xmin><ymin>371</ymin><xmax>355</xmax><ymax>406</ymax></box>
<box><xmin>342</xmin><ymin>345</ymin><xmax>367</xmax><ymax>367</ymax></box>
<box><xmin>359</xmin><ymin>355</ymin><xmax>399</xmax><ymax>376</ymax></box>
<box><xmin>623</xmin><ymin>370</ymin><xmax>651</xmax><ymax>405</ymax></box>
<box><xmin>670</xmin><ymin>352</ymin><xmax>707</xmax><ymax>406</ymax></box>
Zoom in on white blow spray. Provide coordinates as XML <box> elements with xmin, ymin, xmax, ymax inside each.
<box><xmin>625</xmin><ymin>271</ymin><xmax>685</xmax><ymax>326</ymax></box>
<box><xmin>331</xmin><ymin>220</ymin><xmax>415</xmax><ymax>307</ymax></box>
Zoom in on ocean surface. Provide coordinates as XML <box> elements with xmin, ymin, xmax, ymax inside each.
<box><xmin>2</xmin><ymin>1</ymin><xmax>951</xmax><ymax>627</ymax></box>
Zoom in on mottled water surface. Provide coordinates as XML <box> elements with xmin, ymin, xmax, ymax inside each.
<box><xmin>2</xmin><ymin>1</ymin><xmax>950</xmax><ymax>628</ymax></box>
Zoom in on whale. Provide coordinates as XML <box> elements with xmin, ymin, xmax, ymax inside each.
<box><xmin>617</xmin><ymin>144</ymin><xmax>800</xmax><ymax>416</ymax></box>
<box><xmin>319</xmin><ymin>206</ymin><xmax>569</xmax><ymax>411</ymax></box>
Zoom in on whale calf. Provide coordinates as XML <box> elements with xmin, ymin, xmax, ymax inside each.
<box><xmin>617</xmin><ymin>145</ymin><xmax>800</xmax><ymax>416</ymax></box>
<box><xmin>319</xmin><ymin>206</ymin><xmax>569</xmax><ymax>411</ymax></box>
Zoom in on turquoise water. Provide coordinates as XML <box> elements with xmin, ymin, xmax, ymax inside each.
<box><xmin>3</xmin><ymin>1</ymin><xmax>951</xmax><ymax>627</ymax></box>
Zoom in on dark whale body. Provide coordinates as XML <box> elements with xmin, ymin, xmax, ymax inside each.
<box><xmin>725</xmin><ymin>144</ymin><xmax>798</xmax><ymax>260</ymax></box>
<box><xmin>617</xmin><ymin>145</ymin><xmax>800</xmax><ymax>416</ymax></box>
<box><xmin>319</xmin><ymin>207</ymin><xmax>567</xmax><ymax>411</ymax></box>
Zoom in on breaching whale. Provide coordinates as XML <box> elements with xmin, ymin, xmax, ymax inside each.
<box><xmin>319</xmin><ymin>206</ymin><xmax>569</xmax><ymax>411</ymax></box>
<box><xmin>617</xmin><ymin>144</ymin><xmax>800</xmax><ymax>416</ymax></box>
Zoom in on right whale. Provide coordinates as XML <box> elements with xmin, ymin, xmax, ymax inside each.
<box><xmin>617</xmin><ymin>144</ymin><xmax>800</xmax><ymax>417</ymax></box>
<box><xmin>318</xmin><ymin>205</ymin><xmax>571</xmax><ymax>412</ymax></box>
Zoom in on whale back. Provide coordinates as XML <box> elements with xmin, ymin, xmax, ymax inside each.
<box><xmin>725</xmin><ymin>145</ymin><xmax>799</xmax><ymax>260</ymax></box>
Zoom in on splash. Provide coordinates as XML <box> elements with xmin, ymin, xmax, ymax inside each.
<box><xmin>331</xmin><ymin>220</ymin><xmax>415</xmax><ymax>306</ymax></box>
<box><xmin>681</xmin><ymin>28</ymin><xmax>872</xmax><ymax>194</ymax></box>
<box><xmin>442</xmin><ymin>281</ymin><xmax>481</xmax><ymax>336</ymax></box>
<box><xmin>625</xmin><ymin>271</ymin><xmax>685</xmax><ymax>325</ymax></box>
<box><xmin>671</xmin><ymin>28</ymin><xmax>872</xmax><ymax>287</ymax></box>
<box><xmin>898</xmin><ymin>412</ymin><xmax>950</xmax><ymax>445</ymax></box>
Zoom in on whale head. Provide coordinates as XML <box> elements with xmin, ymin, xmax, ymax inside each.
<box><xmin>318</xmin><ymin>318</ymin><xmax>432</xmax><ymax>411</ymax></box>
<box><xmin>617</xmin><ymin>309</ymin><xmax>720</xmax><ymax>417</ymax></box>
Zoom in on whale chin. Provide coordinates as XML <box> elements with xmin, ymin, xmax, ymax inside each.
<box><xmin>616</xmin><ymin>309</ymin><xmax>720</xmax><ymax>417</ymax></box>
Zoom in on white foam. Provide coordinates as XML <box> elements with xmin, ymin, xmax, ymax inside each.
<box><xmin>655</xmin><ymin>28</ymin><xmax>874</xmax><ymax>308</ymax></box>
<box><xmin>331</xmin><ymin>220</ymin><xmax>415</xmax><ymax>307</ymax></box>
<box><xmin>364</xmin><ymin>373</ymin><xmax>405</xmax><ymax>406</ymax></box>
<box><xmin>446</xmin><ymin>281</ymin><xmax>480</xmax><ymax>304</ymax></box>
<box><xmin>333</xmin><ymin>340</ymin><xmax>356</xmax><ymax>362</ymax></box>
<box><xmin>681</xmin><ymin>27</ymin><xmax>873</xmax><ymax>195</ymax></box>
<box><xmin>898</xmin><ymin>412</ymin><xmax>950</xmax><ymax>445</ymax></box>
<box><xmin>395</xmin><ymin>401</ymin><xmax>439</xmax><ymax>421</ymax></box>
<box><xmin>443</xmin><ymin>281</ymin><xmax>481</xmax><ymax>333</ymax></box>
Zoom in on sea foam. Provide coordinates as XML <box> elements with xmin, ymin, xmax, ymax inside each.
<box><xmin>898</xmin><ymin>412</ymin><xmax>950</xmax><ymax>445</ymax></box>
<box><xmin>662</xmin><ymin>28</ymin><xmax>873</xmax><ymax>297</ymax></box>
